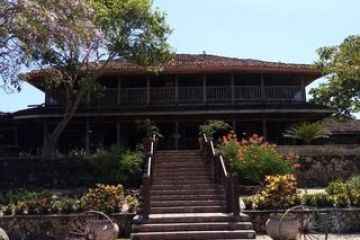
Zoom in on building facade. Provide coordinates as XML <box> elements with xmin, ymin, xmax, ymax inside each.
<box><xmin>8</xmin><ymin>54</ymin><xmax>334</xmax><ymax>153</ymax></box>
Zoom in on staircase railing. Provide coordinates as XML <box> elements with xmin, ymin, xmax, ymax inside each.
<box><xmin>142</xmin><ymin>134</ymin><xmax>156</xmax><ymax>219</ymax></box>
<box><xmin>202</xmin><ymin>133</ymin><xmax>240</xmax><ymax>216</ymax></box>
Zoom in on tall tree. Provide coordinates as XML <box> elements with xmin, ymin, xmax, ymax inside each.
<box><xmin>310</xmin><ymin>35</ymin><xmax>360</xmax><ymax>117</ymax></box>
<box><xmin>0</xmin><ymin>0</ymin><xmax>173</xmax><ymax>156</ymax></box>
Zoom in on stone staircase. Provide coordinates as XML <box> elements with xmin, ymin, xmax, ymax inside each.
<box><xmin>131</xmin><ymin>150</ymin><xmax>256</xmax><ymax>240</ymax></box>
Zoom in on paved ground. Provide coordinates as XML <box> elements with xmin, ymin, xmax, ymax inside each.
<box><xmin>257</xmin><ymin>234</ymin><xmax>360</xmax><ymax>239</ymax></box>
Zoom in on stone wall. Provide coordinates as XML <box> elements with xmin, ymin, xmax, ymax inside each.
<box><xmin>244</xmin><ymin>208</ymin><xmax>360</xmax><ymax>233</ymax></box>
<box><xmin>0</xmin><ymin>213</ymin><xmax>135</xmax><ymax>240</ymax></box>
<box><xmin>278</xmin><ymin>145</ymin><xmax>360</xmax><ymax>187</ymax></box>
<box><xmin>295</xmin><ymin>155</ymin><xmax>360</xmax><ymax>187</ymax></box>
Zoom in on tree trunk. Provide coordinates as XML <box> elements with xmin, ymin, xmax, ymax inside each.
<box><xmin>43</xmin><ymin>90</ymin><xmax>83</xmax><ymax>158</ymax></box>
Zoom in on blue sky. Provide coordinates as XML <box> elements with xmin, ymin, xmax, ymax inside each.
<box><xmin>1</xmin><ymin>0</ymin><xmax>360</xmax><ymax>117</ymax></box>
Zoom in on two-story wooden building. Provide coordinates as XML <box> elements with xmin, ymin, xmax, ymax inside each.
<box><xmin>11</xmin><ymin>54</ymin><xmax>334</xmax><ymax>153</ymax></box>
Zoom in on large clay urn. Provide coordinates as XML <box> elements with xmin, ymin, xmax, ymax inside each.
<box><xmin>266</xmin><ymin>213</ymin><xmax>299</xmax><ymax>240</ymax></box>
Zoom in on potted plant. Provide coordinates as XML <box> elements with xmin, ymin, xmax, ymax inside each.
<box><xmin>135</xmin><ymin>119</ymin><xmax>162</xmax><ymax>151</ymax></box>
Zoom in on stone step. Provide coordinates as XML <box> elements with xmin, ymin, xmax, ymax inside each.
<box><xmin>154</xmin><ymin>169</ymin><xmax>211</xmax><ymax>175</ymax></box>
<box><xmin>132</xmin><ymin>222</ymin><xmax>253</xmax><ymax>232</ymax></box>
<box><xmin>155</xmin><ymin>163</ymin><xmax>210</xmax><ymax>168</ymax></box>
<box><xmin>151</xmin><ymin>188</ymin><xmax>222</xmax><ymax>196</ymax></box>
<box><xmin>150</xmin><ymin>205</ymin><xmax>226</xmax><ymax>214</ymax></box>
<box><xmin>153</xmin><ymin>179</ymin><xmax>214</xmax><ymax>185</ymax></box>
<box><xmin>151</xmin><ymin>199</ymin><xmax>226</xmax><ymax>207</ymax></box>
<box><xmin>134</xmin><ymin>213</ymin><xmax>250</xmax><ymax>224</ymax></box>
<box><xmin>151</xmin><ymin>194</ymin><xmax>225</xmax><ymax>201</ymax></box>
<box><xmin>151</xmin><ymin>184</ymin><xmax>217</xmax><ymax>190</ymax></box>
<box><xmin>153</xmin><ymin>175</ymin><xmax>212</xmax><ymax>180</ymax></box>
<box><xmin>153</xmin><ymin>173</ymin><xmax>212</xmax><ymax>179</ymax></box>
<box><xmin>131</xmin><ymin>230</ymin><xmax>256</xmax><ymax>240</ymax></box>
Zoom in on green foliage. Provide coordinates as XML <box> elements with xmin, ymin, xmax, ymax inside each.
<box><xmin>347</xmin><ymin>175</ymin><xmax>360</xmax><ymax>193</ymax></box>
<box><xmin>283</xmin><ymin>122</ymin><xmax>331</xmax><ymax>144</ymax></box>
<box><xmin>125</xmin><ymin>195</ymin><xmax>139</xmax><ymax>213</ymax></box>
<box><xmin>81</xmin><ymin>184</ymin><xmax>125</xmax><ymax>213</ymax></box>
<box><xmin>325</xmin><ymin>179</ymin><xmax>351</xmax><ymax>196</ymax></box>
<box><xmin>311</xmin><ymin>35</ymin><xmax>360</xmax><ymax>117</ymax></box>
<box><xmin>91</xmin><ymin>146</ymin><xmax>144</xmax><ymax>184</ymax></box>
<box><xmin>301</xmin><ymin>193</ymin><xmax>334</xmax><ymax>207</ymax></box>
<box><xmin>135</xmin><ymin>119</ymin><xmax>162</xmax><ymax>138</ymax></box>
<box><xmin>51</xmin><ymin>197</ymin><xmax>81</xmax><ymax>214</ymax></box>
<box><xmin>199</xmin><ymin>120</ymin><xmax>231</xmax><ymax>141</ymax></box>
<box><xmin>252</xmin><ymin>174</ymin><xmax>297</xmax><ymax>209</ymax></box>
<box><xmin>334</xmin><ymin>193</ymin><xmax>351</xmax><ymax>208</ymax></box>
<box><xmin>242</xmin><ymin>196</ymin><xmax>253</xmax><ymax>210</ymax></box>
<box><xmin>219</xmin><ymin>135</ymin><xmax>294</xmax><ymax>185</ymax></box>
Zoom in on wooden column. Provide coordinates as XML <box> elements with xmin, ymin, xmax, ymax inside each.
<box><xmin>262</xmin><ymin>119</ymin><xmax>268</xmax><ymax>141</ymax></box>
<box><xmin>117</xmin><ymin>76</ymin><xmax>122</xmax><ymax>105</ymax></box>
<box><xmin>174</xmin><ymin>121</ymin><xmax>179</xmax><ymax>150</ymax></box>
<box><xmin>14</xmin><ymin>126</ymin><xmax>18</xmax><ymax>145</ymax></box>
<box><xmin>261</xmin><ymin>74</ymin><xmax>265</xmax><ymax>100</ymax></box>
<box><xmin>232</xmin><ymin>120</ymin><xmax>236</xmax><ymax>133</ymax></box>
<box><xmin>146</xmin><ymin>75</ymin><xmax>151</xmax><ymax>105</ymax></box>
<box><xmin>300</xmin><ymin>77</ymin><xmax>306</xmax><ymax>102</ymax></box>
<box><xmin>230</xmin><ymin>74</ymin><xmax>235</xmax><ymax>105</ymax></box>
<box><xmin>116</xmin><ymin>122</ymin><xmax>121</xmax><ymax>147</ymax></box>
<box><xmin>202</xmin><ymin>74</ymin><xmax>207</xmax><ymax>105</ymax></box>
<box><xmin>85</xmin><ymin>122</ymin><xmax>90</xmax><ymax>152</ymax></box>
<box><xmin>175</xmin><ymin>75</ymin><xmax>179</xmax><ymax>104</ymax></box>
<box><xmin>43</xmin><ymin>123</ymin><xmax>48</xmax><ymax>150</ymax></box>
<box><xmin>86</xmin><ymin>92</ymin><xmax>90</xmax><ymax>107</ymax></box>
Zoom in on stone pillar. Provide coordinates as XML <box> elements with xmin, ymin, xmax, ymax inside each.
<box><xmin>202</xmin><ymin>74</ymin><xmax>207</xmax><ymax>105</ymax></box>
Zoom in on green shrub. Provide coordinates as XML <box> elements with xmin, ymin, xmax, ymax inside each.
<box><xmin>81</xmin><ymin>184</ymin><xmax>125</xmax><ymax>213</ymax></box>
<box><xmin>325</xmin><ymin>179</ymin><xmax>350</xmax><ymax>196</ymax></box>
<box><xmin>334</xmin><ymin>193</ymin><xmax>351</xmax><ymax>208</ymax></box>
<box><xmin>51</xmin><ymin>197</ymin><xmax>81</xmax><ymax>213</ymax></box>
<box><xmin>219</xmin><ymin>135</ymin><xmax>294</xmax><ymax>185</ymax></box>
<box><xmin>283</xmin><ymin>121</ymin><xmax>331</xmax><ymax>144</ymax></box>
<box><xmin>347</xmin><ymin>175</ymin><xmax>360</xmax><ymax>193</ymax></box>
<box><xmin>199</xmin><ymin>120</ymin><xmax>231</xmax><ymax>141</ymax></box>
<box><xmin>252</xmin><ymin>174</ymin><xmax>297</xmax><ymax>209</ymax></box>
<box><xmin>301</xmin><ymin>193</ymin><xmax>334</xmax><ymax>207</ymax></box>
<box><xmin>90</xmin><ymin>147</ymin><xmax>144</xmax><ymax>185</ymax></box>
<box><xmin>242</xmin><ymin>196</ymin><xmax>253</xmax><ymax>210</ymax></box>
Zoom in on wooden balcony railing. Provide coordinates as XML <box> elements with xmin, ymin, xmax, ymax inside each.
<box><xmin>45</xmin><ymin>85</ymin><xmax>304</xmax><ymax>106</ymax></box>
<box><xmin>202</xmin><ymin>133</ymin><xmax>240</xmax><ymax>215</ymax></box>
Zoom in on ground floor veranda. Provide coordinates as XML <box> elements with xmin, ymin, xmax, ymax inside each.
<box><xmin>13</xmin><ymin>119</ymin><xmax>301</xmax><ymax>154</ymax></box>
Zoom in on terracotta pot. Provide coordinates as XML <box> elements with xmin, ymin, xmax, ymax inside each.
<box><xmin>266</xmin><ymin>213</ymin><xmax>299</xmax><ymax>240</ymax></box>
<box><xmin>88</xmin><ymin>220</ymin><xmax>119</xmax><ymax>240</ymax></box>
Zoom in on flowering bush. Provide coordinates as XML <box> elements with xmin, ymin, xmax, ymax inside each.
<box><xmin>252</xmin><ymin>174</ymin><xmax>297</xmax><ymax>209</ymax></box>
<box><xmin>219</xmin><ymin>134</ymin><xmax>297</xmax><ymax>185</ymax></box>
<box><xmin>81</xmin><ymin>184</ymin><xmax>125</xmax><ymax>213</ymax></box>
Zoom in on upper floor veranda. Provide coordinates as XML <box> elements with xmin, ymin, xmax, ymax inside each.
<box><xmin>27</xmin><ymin>54</ymin><xmax>321</xmax><ymax>108</ymax></box>
<box><xmin>44</xmin><ymin>72</ymin><xmax>309</xmax><ymax>107</ymax></box>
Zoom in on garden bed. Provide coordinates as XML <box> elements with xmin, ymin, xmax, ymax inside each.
<box><xmin>0</xmin><ymin>212</ymin><xmax>136</xmax><ymax>240</ymax></box>
<box><xmin>244</xmin><ymin>207</ymin><xmax>360</xmax><ymax>233</ymax></box>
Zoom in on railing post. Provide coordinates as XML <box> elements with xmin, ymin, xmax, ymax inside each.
<box><xmin>232</xmin><ymin>173</ymin><xmax>240</xmax><ymax>216</ymax></box>
<box><xmin>142</xmin><ymin>174</ymin><xmax>150</xmax><ymax>219</ymax></box>
<box><xmin>226</xmin><ymin>174</ymin><xmax>233</xmax><ymax>213</ymax></box>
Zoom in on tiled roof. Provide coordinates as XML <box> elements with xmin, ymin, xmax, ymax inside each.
<box><xmin>29</xmin><ymin>54</ymin><xmax>319</xmax><ymax>76</ymax></box>
<box><xmin>323</xmin><ymin>119</ymin><xmax>360</xmax><ymax>133</ymax></box>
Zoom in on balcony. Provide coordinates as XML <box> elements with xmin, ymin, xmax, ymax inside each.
<box><xmin>45</xmin><ymin>85</ymin><xmax>304</xmax><ymax>107</ymax></box>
